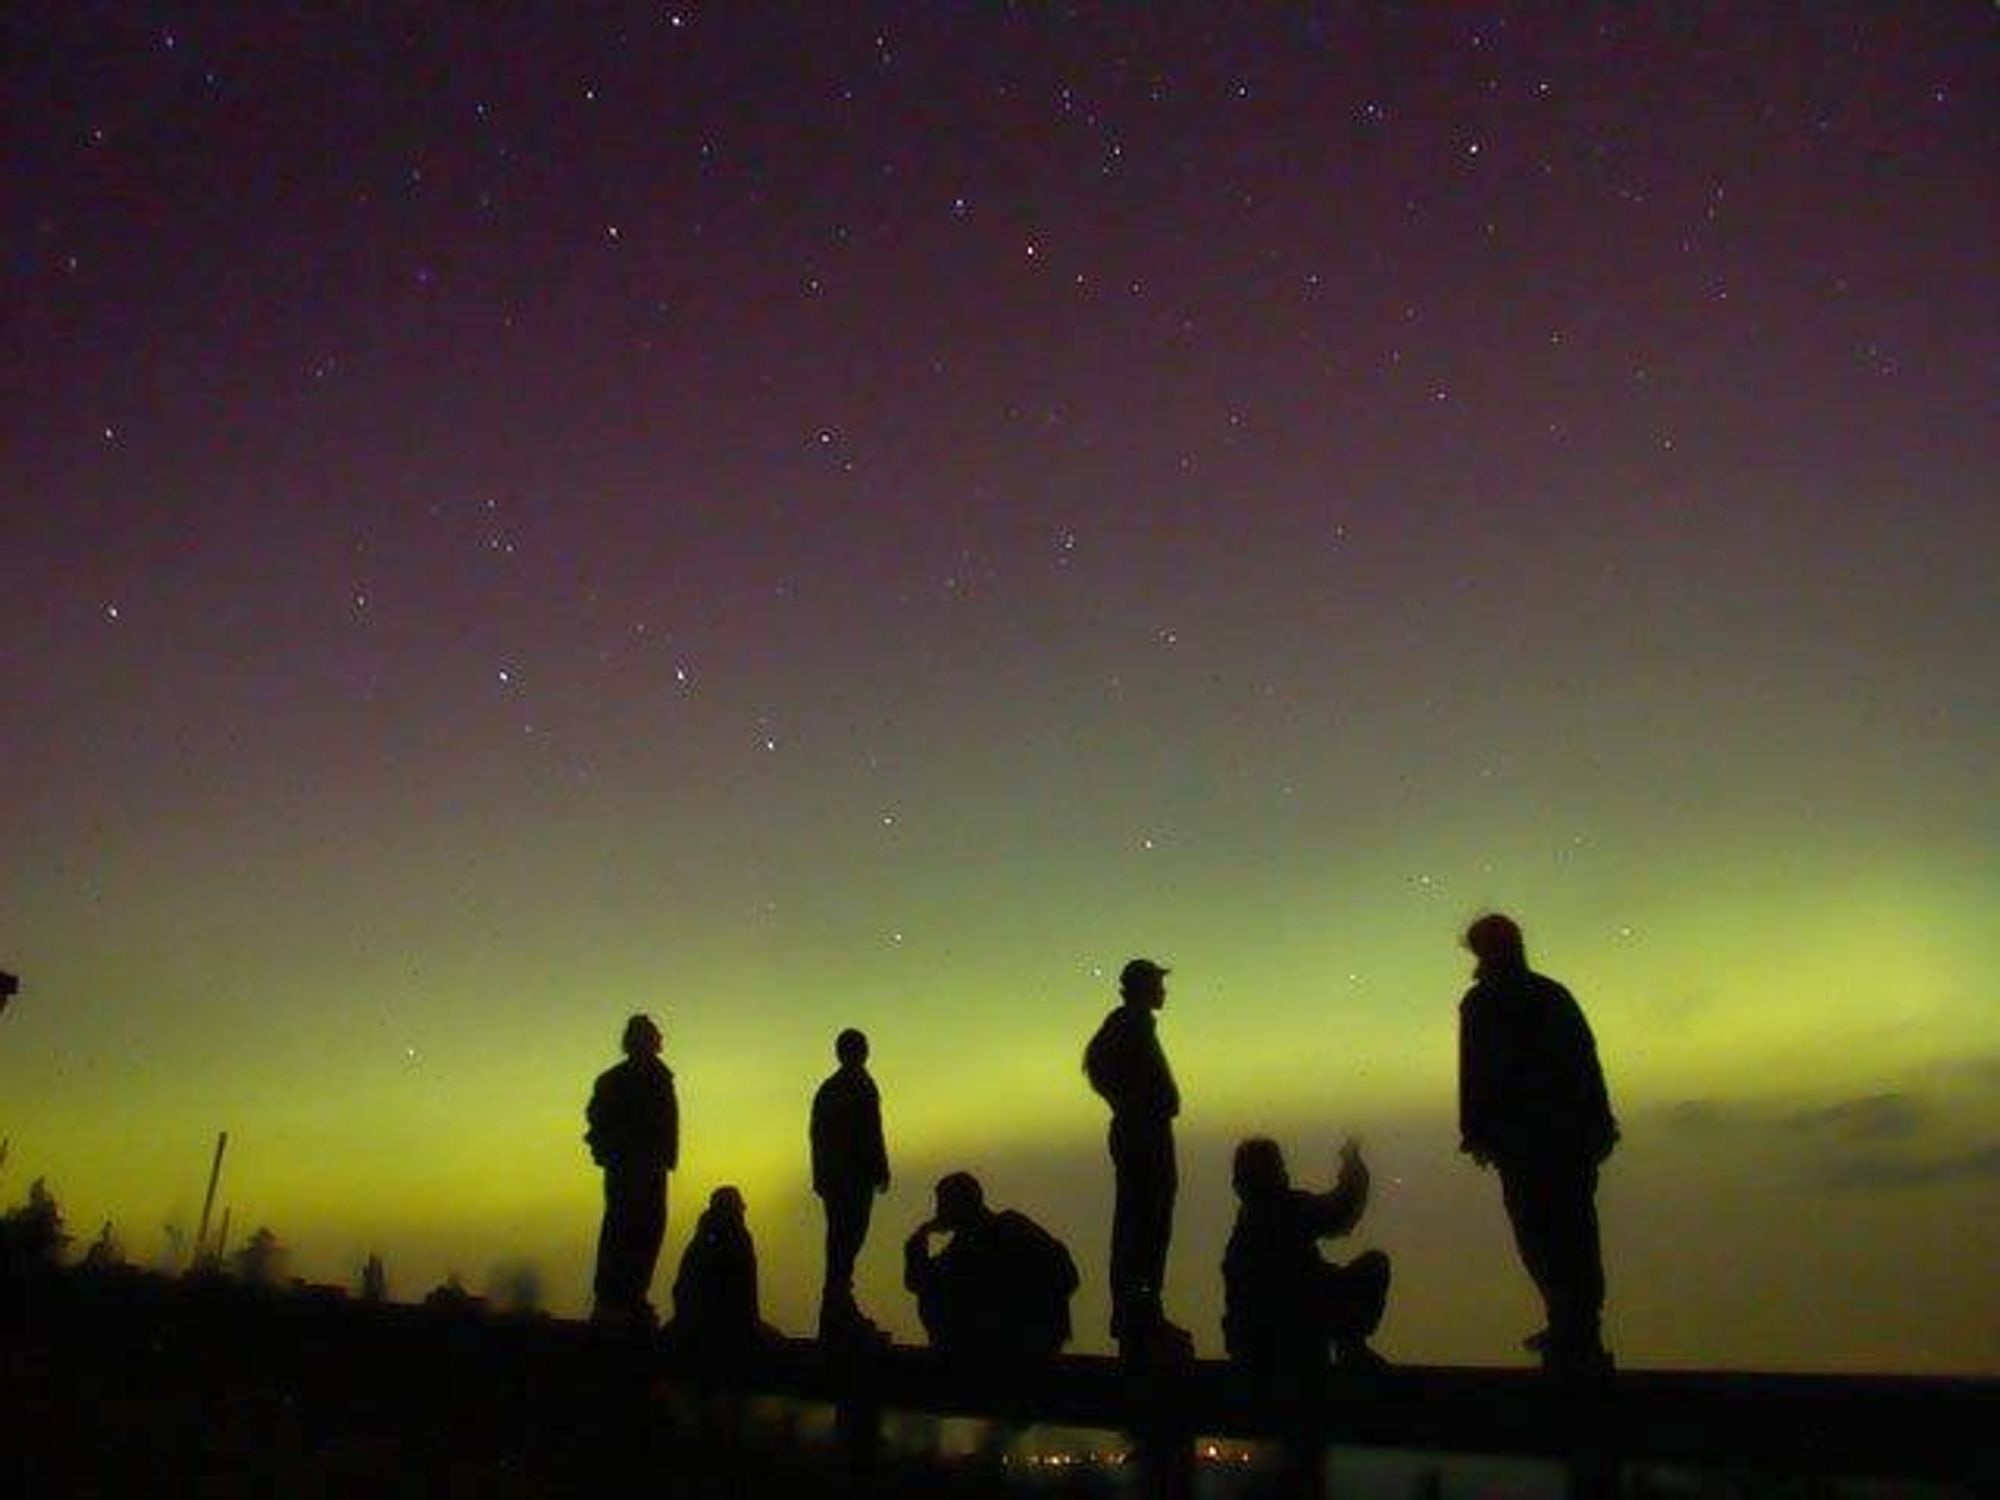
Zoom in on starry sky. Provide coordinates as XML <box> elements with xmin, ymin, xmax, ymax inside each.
<box><xmin>3</xmin><ymin>4</ymin><xmax>1996</xmax><ymax>1372</ymax></box>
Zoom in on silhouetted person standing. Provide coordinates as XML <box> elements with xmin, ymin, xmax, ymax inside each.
<box><xmin>1458</xmin><ymin>914</ymin><xmax>1617</xmax><ymax>1372</ymax></box>
<box><xmin>811</xmin><ymin>1027</ymin><xmax>891</xmax><ymax>1342</ymax></box>
<box><xmin>669</xmin><ymin>1185</ymin><xmax>770</xmax><ymax>1355</ymax></box>
<box><xmin>904</xmin><ymin>1172</ymin><xmax>1078</xmax><ymax>1363</ymax></box>
<box><xmin>1223</xmin><ymin>1137</ymin><xmax>1391</xmax><ymax>1373</ymax></box>
<box><xmin>585</xmin><ymin>1012</ymin><xmax>679</xmax><ymax>1328</ymax></box>
<box><xmin>1084</xmin><ymin>957</ymin><xmax>1188</xmax><ymax>1357</ymax></box>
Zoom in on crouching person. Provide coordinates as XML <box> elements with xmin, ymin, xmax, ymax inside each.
<box><xmin>904</xmin><ymin>1172</ymin><xmax>1079</xmax><ymax>1364</ymax></box>
<box><xmin>666</xmin><ymin>1186</ymin><xmax>776</xmax><ymax>1359</ymax></box>
<box><xmin>1223</xmin><ymin>1137</ymin><xmax>1391</xmax><ymax>1373</ymax></box>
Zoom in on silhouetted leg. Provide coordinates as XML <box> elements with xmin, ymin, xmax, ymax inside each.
<box><xmin>820</xmin><ymin>1186</ymin><xmax>873</xmax><ymax>1330</ymax></box>
<box><xmin>1542</xmin><ymin>1166</ymin><xmax>1604</xmax><ymax>1356</ymax></box>
<box><xmin>1503</xmin><ymin>1163</ymin><xmax>1603</xmax><ymax>1361</ymax></box>
<box><xmin>1322</xmin><ymin>1249</ymin><xmax>1392</xmax><ymax>1362</ymax></box>
<box><xmin>915</xmin><ymin>1286</ymin><xmax>952</xmax><ymax>1351</ymax></box>
<box><xmin>594</xmin><ymin>1165</ymin><xmax>666</xmax><ymax>1319</ymax></box>
<box><xmin>1500</xmin><ymin>1164</ymin><xmax>1558</xmax><ymax>1333</ymax></box>
<box><xmin>1110</xmin><ymin>1117</ymin><xmax>1177</xmax><ymax>1341</ymax></box>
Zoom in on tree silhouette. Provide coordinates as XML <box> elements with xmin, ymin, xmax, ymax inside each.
<box><xmin>423</xmin><ymin>1272</ymin><xmax>484</xmax><ymax>1315</ymax></box>
<box><xmin>232</xmin><ymin>1226</ymin><xmax>287</xmax><ymax>1288</ymax></box>
<box><xmin>0</xmin><ymin>1177</ymin><xmax>69</xmax><ymax>1275</ymax></box>
<box><xmin>488</xmin><ymin>1259</ymin><xmax>545</xmax><ymax>1317</ymax></box>
<box><xmin>359</xmin><ymin>1251</ymin><xmax>389</xmax><ymax>1303</ymax></box>
<box><xmin>80</xmin><ymin>1220</ymin><xmax>125</xmax><ymax>1271</ymax></box>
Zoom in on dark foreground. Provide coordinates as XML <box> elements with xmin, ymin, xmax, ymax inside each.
<box><xmin>3</xmin><ymin>1269</ymin><xmax>1993</xmax><ymax>1497</ymax></box>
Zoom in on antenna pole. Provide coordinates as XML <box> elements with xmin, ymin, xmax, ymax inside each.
<box><xmin>195</xmin><ymin>1130</ymin><xmax>229</xmax><ymax>1261</ymax></box>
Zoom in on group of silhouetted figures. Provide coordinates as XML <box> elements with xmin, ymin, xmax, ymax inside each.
<box><xmin>583</xmin><ymin>912</ymin><xmax>1619</xmax><ymax>1378</ymax></box>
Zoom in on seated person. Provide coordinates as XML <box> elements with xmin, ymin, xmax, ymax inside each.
<box><xmin>668</xmin><ymin>1186</ymin><xmax>772</xmax><ymax>1353</ymax></box>
<box><xmin>1223</xmin><ymin>1137</ymin><xmax>1391</xmax><ymax>1373</ymax></box>
<box><xmin>903</xmin><ymin>1172</ymin><xmax>1078</xmax><ymax>1362</ymax></box>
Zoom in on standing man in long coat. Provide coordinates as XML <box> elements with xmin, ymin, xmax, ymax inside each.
<box><xmin>1458</xmin><ymin>914</ymin><xmax>1617</xmax><ymax>1372</ymax></box>
<box><xmin>586</xmin><ymin>1012</ymin><xmax>679</xmax><ymax>1328</ymax></box>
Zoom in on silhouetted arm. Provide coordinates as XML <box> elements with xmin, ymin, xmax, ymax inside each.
<box><xmin>1305</xmin><ymin>1148</ymin><xmax>1370</xmax><ymax>1238</ymax></box>
<box><xmin>865</xmin><ymin>1080</ymin><xmax>890</xmax><ymax>1190</ymax></box>
<box><xmin>809</xmin><ymin>1082</ymin><xmax>831</xmax><ymax>1194</ymax></box>
<box><xmin>1458</xmin><ymin>993</ymin><xmax>1495</xmax><ymax>1163</ymax></box>
<box><xmin>585</xmin><ymin>1074</ymin><xmax>610</xmax><ymax>1164</ymax></box>
<box><xmin>1561</xmin><ymin>991</ymin><xmax>1618</xmax><ymax>1161</ymax></box>
<box><xmin>903</xmin><ymin>1223</ymin><xmax>937</xmax><ymax>1295</ymax></box>
<box><xmin>662</xmin><ymin>1073</ymin><xmax>680</xmax><ymax>1172</ymax></box>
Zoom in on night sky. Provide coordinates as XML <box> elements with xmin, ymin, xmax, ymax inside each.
<box><xmin>4</xmin><ymin>4</ymin><xmax>1996</xmax><ymax>1372</ymax></box>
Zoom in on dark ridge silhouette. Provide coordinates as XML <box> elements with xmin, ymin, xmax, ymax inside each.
<box><xmin>1223</xmin><ymin>1136</ymin><xmax>1392</xmax><ymax>1375</ymax></box>
<box><xmin>1084</xmin><ymin>956</ymin><xmax>1190</xmax><ymax>1362</ymax></box>
<box><xmin>810</xmin><ymin>1025</ymin><xmax>891</xmax><ymax>1346</ymax></box>
<box><xmin>903</xmin><ymin>1172</ymin><xmax>1079</xmax><ymax>1365</ymax></box>
<box><xmin>584</xmin><ymin>1011</ymin><xmax>678</xmax><ymax>1330</ymax></box>
<box><xmin>0</xmin><ymin>1172</ymin><xmax>1989</xmax><ymax>1497</ymax></box>
<box><xmin>1458</xmin><ymin>913</ymin><xmax>1619</xmax><ymax>1375</ymax></box>
<box><xmin>5</xmin><ymin>1262</ymin><xmax>1993</xmax><ymax>1498</ymax></box>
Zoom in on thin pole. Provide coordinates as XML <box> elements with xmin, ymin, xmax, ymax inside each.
<box><xmin>195</xmin><ymin>1130</ymin><xmax>228</xmax><ymax>1261</ymax></box>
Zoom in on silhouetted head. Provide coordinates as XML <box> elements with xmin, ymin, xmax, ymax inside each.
<box><xmin>1232</xmin><ymin>1137</ymin><xmax>1290</xmax><ymax>1204</ymax></box>
<box><xmin>707</xmin><ymin>1185</ymin><xmax>745</xmax><ymax>1222</ymax></box>
<box><xmin>1120</xmin><ymin>957</ymin><xmax>1170</xmax><ymax>1009</ymax></box>
<box><xmin>622</xmin><ymin>1013</ymin><xmax>663</xmax><ymax>1058</ymax></box>
<box><xmin>835</xmin><ymin>1027</ymin><xmax>869</xmax><ymax>1066</ymax></box>
<box><xmin>933</xmin><ymin>1171</ymin><xmax>987</xmax><ymax>1231</ymax></box>
<box><xmin>1463</xmin><ymin>913</ymin><xmax>1527</xmax><ymax>977</ymax></box>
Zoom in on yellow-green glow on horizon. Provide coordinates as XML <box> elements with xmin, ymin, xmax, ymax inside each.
<box><xmin>6</xmin><ymin>803</ymin><xmax>1994</xmax><ymax>1372</ymax></box>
